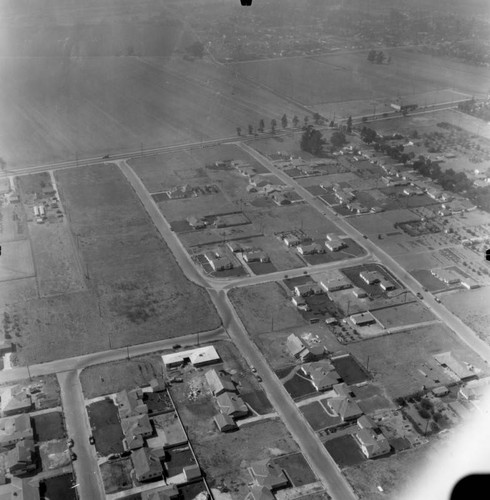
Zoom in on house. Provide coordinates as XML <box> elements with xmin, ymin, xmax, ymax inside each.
<box><xmin>433</xmin><ymin>352</ymin><xmax>476</xmax><ymax>382</ymax></box>
<box><xmin>121</xmin><ymin>414</ymin><xmax>153</xmax><ymax>450</ymax></box>
<box><xmin>301</xmin><ymin>361</ymin><xmax>341</xmax><ymax>391</ymax></box>
<box><xmin>142</xmin><ymin>484</ymin><xmax>179</xmax><ymax>500</ymax></box>
<box><xmin>432</xmin><ymin>386</ymin><xmax>449</xmax><ymax>397</ymax></box>
<box><xmin>379</xmin><ymin>279</ymin><xmax>395</xmax><ymax>291</ymax></box>
<box><xmin>352</xmin><ymin>287</ymin><xmax>367</xmax><ymax>299</ymax></box>
<box><xmin>249</xmin><ymin>460</ymin><xmax>289</xmax><ymax>490</ymax></box>
<box><xmin>333</xmin><ymin>382</ymin><xmax>354</xmax><ymax>398</ymax></box>
<box><xmin>325</xmin><ymin>239</ymin><xmax>346</xmax><ymax>252</ymax></box>
<box><xmin>286</xmin><ymin>334</ymin><xmax>324</xmax><ymax>362</ymax></box>
<box><xmin>6</xmin><ymin>438</ymin><xmax>36</xmax><ymax>476</ymax></box>
<box><xmin>359</xmin><ymin>270</ymin><xmax>382</xmax><ymax>285</ymax></box>
<box><xmin>237</xmin><ymin>166</ymin><xmax>257</xmax><ymax>177</ymax></box>
<box><xmin>350</xmin><ymin>312</ymin><xmax>377</xmax><ymax>326</ymax></box>
<box><xmin>227</xmin><ymin>242</ymin><xmax>243</xmax><ymax>253</ymax></box>
<box><xmin>324</xmin><ymin>316</ymin><xmax>337</xmax><ymax>325</ymax></box>
<box><xmin>214</xmin><ymin>413</ymin><xmax>237</xmax><ymax>432</ymax></box>
<box><xmin>0</xmin><ymin>477</ymin><xmax>40</xmax><ymax>500</ymax></box>
<box><xmin>187</xmin><ymin>216</ymin><xmax>207</xmax><ymax>229</ymax></box>
<box><xmin>354</xmin><ymin>428</ymin><xmax>391</xmax><ymax>459</ymax></box>
<box><xmin>430</xmin><ymin>268</ymin><xmax>460</xmax><ymax>285</ymax></box>
<box><xmin>217</xmin><ymin>393</ymin><xmax>248</xmax><ymax>418</ymax></box>
<box><xmin>208</xmin><ymin>256</ymin><xmax>234</xmax><ymax>272</ymax></box>
<box><xmin>461</xmin><ymin>278</ymin><xmax>480</xmax><ymax>290</ymax></box>
<box><xmin>327</xmin><ymin>396</ymin><xmax>363</xmax><ymax>422</ymax></box>
<box><xmin>162</xmin><ymin>346</ymin><xmax>220</xmax><ymax>369</ymax></box>
<box><xmin>246</xmin><ymin>485</ymin><xmax>275</xmax><ymax>500</ymax></box>
<box><xmin>153</xmin><ymin>412</ymin><xmax>187</xmax><ymax>449</ymax></box>
<box><xmin>459</xmin><ymin>378</ymin><xmax>490</xmax><ymax>400</ymax></box>
<box><xmin>297</xmin><ymin>243</ymin><xmax>324</xmax><ymax>255</ymax></box>
<box><xmin>205</xmin><ymin>369</ymin><xmax>235</xmax><ymax>396</ymax></box>
<box><xmin>320</xmin><ymin>278</ymin><xmax>352</xmax><ymax>292</ymax></box>
<box><xmin>131</xmin><ymin>447</ymin><xmax>163</xmax><ymax>482</ymax></box>
<box><xmin>116</xmin><ymin>389</ymin><xmax>148</xmax><ymax>419</ymax></box>
<box><xmin>183</xmin><ymin>464</ymin><xmax>201</xmax><ymax>483</ymax></box>
<box><xmin>291</xmin><ymin>296</ymin><xmax>307</xmax><ymax>308</ymax></box>
<box><xmin>244</xmin><ymin>251</ymin><xmax>270</xmax><ymax>263</ymax></box>
<box><xmin>0</xmin><ymin>414</ymin><xmax>34</xmax><ymax>447</ymax></box>
<box><xmin>8</xmin><ymin>194</ymin><xmax>21</xmax><ymax>204</ymax></box>
<box><xmin>293</xmin><ymin>284</ymin><xmax>316</xmax><ymax>297</ymax></box>
<box><xmin>272</xmin><ymin>193</ymin><xmax>291</xmax><ymax>206</ymax></box>
<box><xmin>283</xmin><ymin>234</ymin><xmax>301</xmax><ymax>247</ymax></box>
<box><xmin>0</xmin><ymin>386</ymin><xmax>33</xmax><ymax>417</ymax></box>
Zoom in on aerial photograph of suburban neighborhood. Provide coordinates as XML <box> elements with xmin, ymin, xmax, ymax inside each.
<box><xmin>0</xmin><ymin>0</ymin><xmax>489</xmax><ymax>498</ymax></box>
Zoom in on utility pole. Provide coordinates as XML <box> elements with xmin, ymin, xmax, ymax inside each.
<box><xmin>126</xmin><ymin>345</ymin><xmax>130</xmax><ymax>360</ymax></box>
<box><xmin>26</xmin><ymin>364</ymin><xmax>32</xmax><ymax>381</ymax></box>
<box><xmin>197</xmin><ymin>330</ymin><xmax>200</xmax><ymax>346</ymax></box>
<box><xmin>366</xmin><ymin>355</ymin><xmax>370</xmax><ymax>372</ymax></box>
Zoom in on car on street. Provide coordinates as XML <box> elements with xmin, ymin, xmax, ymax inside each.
<box><xmin>67</xmin><ymin>438</ymin><xmax>74</xmax><ymax>448</ymax></box>
<box><xmin>256</xmin><ymin>375</ymin><xmax>262</xmax><ymax>382</ymax></box>
<box><xmin>70</xmin><ymin>452</ymin><xmax>77</xmax><ymax>461</ymax></box>
<box><xmin>417</xmin><ymin>292</ymin><xmax>423</xmax><ymax>299</ymax></box>
<box><xmin>89</xmin><ymin>436</ymin><xmax>95</xmax><ymax>445</ymax></box>
<box><xmin>250</xmin><ymin>366</ymin><xmax>257</xmax><ymax>373</ymax></box>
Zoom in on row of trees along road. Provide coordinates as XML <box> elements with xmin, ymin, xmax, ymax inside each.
<box><xmin>236</xmin><ymin>113</ymin><xmax>336</xmax><ymax>137</ymax></box>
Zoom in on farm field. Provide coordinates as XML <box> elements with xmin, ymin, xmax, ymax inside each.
<box><xmin>441</xmin><ymin>287</ymin><xmax>490</xmax><ymax>344</ymax></box>
<box><xmin>229</xmin><ymin>282</ymin><xmax>305</xmax><ymax>335</ymax></box>
<box><xmin>1</xmin><ymin>48</ymin><xmax>305</xmax><ymax>167</ymax></box>
<box><xmin>2</xmin><ymin>164</ymin><xmax>219</xmax><ymax>365</ymax></box>
<box><xmin>232</xmin><ymin>48</ymin><xmax>490</xmax><ymax>112</ymax></box>
<box><xmin>0</xmin><ymin>204</ymin><xmax>28</xmax><ymax>242</ymax></box>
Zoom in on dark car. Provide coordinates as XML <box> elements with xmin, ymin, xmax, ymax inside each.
<box><xmin>70</xmin><ymin>452</ymin><xmax>77</xmax><ymax>461</ymax></box>
<box><xmin>102</xmin><ymin>154</ymin><xmax>110</xmax><ymax>159</ymax></box>
<box><xmin>417</xmin><ymin>292</ymin><xmax>423</xmax><ymax>299</ymax></box>
<box><xmin>67</xmin><ymin>438</ymin><xmax>74</xmax><ymax>448</ymax></box>
<box><xmin>89</xmin><ymin>436</ymin><xmax>95</xmax><ymax>445</ymax></box>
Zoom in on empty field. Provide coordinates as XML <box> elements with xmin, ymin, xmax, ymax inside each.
<box><xmin>3</xmin><ymin>164</ymin><xmax>219</xmax><ymax>365</ymax></box>
<box><xmin>229</xmin><ymin>282</ymin><xmax>305</xmax><ymax>335</ymax></box>
<box><xmin>0</xmin><ymin>240</ymin><xmax>34</xmax><ymax>282</ymax></box>
<box><xmin>87</xmin><ymin>398</ymin><xmax>124</xmax><ymax>456</ymax></box>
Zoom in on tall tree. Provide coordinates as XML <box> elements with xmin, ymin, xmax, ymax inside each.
<box><xmin>330</xmin><ymin>130</ymin><xmax>347</xmax><ymax>150</ymax></box>
<box><xmin>281</xmin><ymin>114</ymin><xmax>288</xmax><ymax>128</ymax></box>
<box><xmin>236</xmin><ymin>127</ymin><xmax>241</xmax><ymax>136</ymax></box>
<box><xmin>248</xmin><ymin>124</ymin><xmax>253</xmax><ymax>135</ymax></box>
<box><xmin>292</xmin><ymin>115</ymin><xmax>299</xmax><ymax>128</ymax></box>
<box><xmin>258</xmin><ymin>119</ymin><xmax>265</xmax><ymax>133</ymax></box>
<box><xmin>346</xmin><ymin>116</ymin><xmax>353</xmax><ymax>134</ymax></box>
<box><xmin>367</xmin><ymin>49</ymin><xmax>376</xmax><ymax>63</ymax></box>
<box><xmin>300</xmin><ymin>126</ymin><xmax>326</xmax><ymax>155</ymax></box>
<box><xmin>376</xmin><ymin>51</ymin><xmax>385</xmax><ymax>64</ymax></box>
<box><xmin>271</xmin><ymin>119</ymin><xmax>277</xmax><ymax>133</ymax></box>
<box><xmin>313</xmin><ymin>112</ymin><xmax>321</xmax><ymax>124</ymax></box>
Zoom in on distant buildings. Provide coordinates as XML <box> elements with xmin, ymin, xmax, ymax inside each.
<box><xmin>353</xmin><ymin>416</ymin><xmax>390</xmax><ymax>459</ymax></box>
<box><xmin>162</xmin><ymin>346</ymin><xmax>221</xmax><ymax>369</ymax></box>
<box><xmin>320</xmin><ymin>277</ymin><xmax>352</xmax><ymax>292</ymax></box>
<box><xmin>0</xmin><ymin>386</ymin><xmax>33</xmax><ymax>418</ymax></box>
<box><xmin>430</xmin><ymin>268</ymin><xmax>461</xmax><ymax>285</ymax></box>
<box><xmin>286</xmin><ymin>334</ymin><xmax>326</xmax><ymax>362</ymax></box>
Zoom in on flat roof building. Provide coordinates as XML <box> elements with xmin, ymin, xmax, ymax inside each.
<box><xmin>359</xmin><ymin>270</ymin><xmax>382</xmax><ymax>285</ymax></box>
<box><xmin>320</xmin><ymin>277</ymin><xmax>352</xmax><ymax>292</ymax></box>
<box><xmin>162</xmin><ymin>346</ymin><xmax>221</xmax><ymax>368</ymax></box>
<box><xmin>205</xmin><ymin>369</ymin><xmax>235</xmax><ymax>396</ymax></box>
<box><xmin>433</xmin><ymin>352</ymin><xmax>475</xmax><ymax>382</ymax></box>
<box><xmin>430</xmin><ymin>268</ymin><xmax>461</xmax><ymax>285</ymax></box>
<box><xmin>350</xmin><ymin>312</ymin><xmax>377</xmax><ymax>326</ymax></box>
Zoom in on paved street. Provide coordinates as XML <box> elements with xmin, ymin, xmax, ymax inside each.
<box><xmin>57</xmin><ymin>371</ymin><xmax>105</xmax><ymax>500</ymax></box>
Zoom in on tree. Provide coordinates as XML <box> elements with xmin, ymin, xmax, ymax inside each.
<box><xmin>367</xmin><ymin>49</ymin><xmax>376</xmax><ymax>63</ymax></box>
<box><xmin>330</xmin><ymin>130</ymin><xmax>347</xmax><ymax>150</ymax></box>
<box><xmin>236</xmin><ymin>127</ymin><xmax>241</xmax><ymax>136</ymax></box>
<box><xmin>360</xmin><ymin>127</ymin><xmax>377</xmax><ymax>144</ymax></box>
<box><xmin>292</xmin><ymin>115</ymin><xmax>299</xmax><ymax>128</ymax></box>
<box><xmin>304</xmin><ymin>116</ymin><xmax>310</xmax><ymax>127</ymax></box>
<box><xmin>346</xmin><ymin>116</ymin><xmax>353</xmax><ymax>134</ymax></box>
<box><xmin>281</xmin><ymin>114</ymin><xmax>288</xmax><ymax>128</ymax></box>
<box><xmin>248</xmin><ymin>124</ymin><xmax>253</xmax><ymax>135</ymax></box>
<box><xmin>271</xmin><ymin>119</ymin><xmax>277</xmax><ymax>133</ymax></box>
<box><xmin>258</xmin><ymin>119</ymin><xmax>265</xmax><ymax>133</ymax></box>
<box><xmin>313</xmin><ymin>112</ymin><xmax>321</xmax><ymax>125</ymax></box>
<box><xmin>300</xmin><ymin>126</ymin><xmax>326</xmax><ymax>155</ymax></box>
<box><xmin>376</xmin><ymin>51</ymin><xmax>385</xmax><ymax>64</ymax></box>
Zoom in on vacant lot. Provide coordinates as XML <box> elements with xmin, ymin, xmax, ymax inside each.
<box><xmin>3</xmin><ymin>164</ymin><xmax>220</xmax><ymax>365</ymax></box>
<box><xmin>0</xmin><ymin>239</ymin><xmax>34</xmax><ymax>282</ymax></box>
<box><xmin>32</xmin><ymin>411</ymin><xmax>65</xmax><ymax>442</ymax></box>
<box><xmin>344</xmin><ymin>323</ymin><xmax>488</xmax><ymax>399</ymax></box>
<box><xmin>100</xmin><ymin>458</ymin><xmax>133</xmax><ymax>494</ymax></box>
<box><xmin>80</xmin><ymin>356</ymin><xmax>164</xmax><ymax>398</ymax></box>
<box><xmin>301</xmin><ymin>401</ymin><xmax>341</xmax><ymax>431</ymax></box>
<box><xmin>229</xmin><ymin>282</ymin><xmax>305</xmax><ymax>335</ymax></box>
<box><xmin>371</xmin><ymin>302</ymin><xmax>437</xmax><ymax>329</ymax></box>
<box><xmin>441</xmin><ymin>287</ymin><xmax>490</xmax><ymax>343</ymax></box>
<box><xmin>87</xmin><ymin>398</ymin><xmax>124</xmax><ymax>456</ymax></box>
<box><xmin>332</xmin><ymin>355</ymin><xmax>369</xmax><ymax>385</ymax></box>
<box><xmin>191</xmin><ymin>419</ymin><xmax>298</xmax><ymax>498</ymax></box>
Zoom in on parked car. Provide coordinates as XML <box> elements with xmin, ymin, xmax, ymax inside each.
<box><xmin>70</xmin><ymin>452</ymin><xmax>77</xmax><ymax>461</ymax></box>
<box><xmin>250</xmin><ymin>366</ymin><xmax>257</xmax><ymax>373</ymax></box>
<box><xmin>89</xmin><ymin>436</ymin><xmax>95</xmax><ymax>445</ymax></box>
<box><xmin>67</xmin><ymin>438</ymin><xmax>74</xmax><ymax>448</ymax></box>
<box><xmin>256</xmin><ymin>375</ymin><xmax>262</xmax><ymax>382</ymax></box>
<box><xmin>417</xmin><ymin>292</ymin><xmax>423</xmax><ymax>299</ymax></box>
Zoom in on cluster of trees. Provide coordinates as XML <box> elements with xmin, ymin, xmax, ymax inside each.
<box><xmin>300</xmin><ymin>127</ymin><xmax>347</xmax><ymax>155</ymax></box>
<box><xmin>458</xmin><ymin>99</ymin><xmax>490</xmax><ymax>123</ymax></box>
<box><xmin>367</xmin><ymin>50</ymin><xmax>391</xmax><ymax>64</ymax></box>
